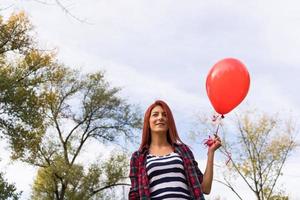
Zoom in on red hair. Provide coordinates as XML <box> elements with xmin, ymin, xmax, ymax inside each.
<box><xmin>139</xmin><ymin>100</ymin><xmax>185</xmax><ymax>151</ymax></box>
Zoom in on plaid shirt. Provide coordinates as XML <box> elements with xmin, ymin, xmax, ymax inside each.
<box><xmin>128</xmin><ymin>143</ymin><xmax>205</xmax><ymax>200</ymax></box>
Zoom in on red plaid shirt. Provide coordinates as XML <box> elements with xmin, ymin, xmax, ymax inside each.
<box><xmin>128</xmin><ymin>143</ymin><xmax>205</xmax><ymax>200</ymax></box>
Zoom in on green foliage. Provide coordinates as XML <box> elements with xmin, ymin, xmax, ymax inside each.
<box><xmin>31</xmin><ymin>152</ymin><xmax>129</xmax><ymax>200</ymax></box>
<box><xmin>0</xmin><ymin>172</ymin><xmax>21</xmax><ymax>200</ymax></box>
<box><xmin>0</xmin><ymin>12</ymin><xmax>33</xmax><ymax>54</ymax></box>
<box><xmin>32</xmin><ymin>155</ymin><xmax>86</xmax><ymax>200</ymax></box>
<box><xmin>269</xmin><ymin>195</ymin><xmax>289</xmax><ymax>200</ymax></box>
<box><xmin>0</xmin><ymin>12</ymin><xmax>59</xmax><ymax>163</ymax></box>
<box><xmin>102</xmin><ymin>153</ymin><xmax>129</xmax><ymax>186</ymax></box>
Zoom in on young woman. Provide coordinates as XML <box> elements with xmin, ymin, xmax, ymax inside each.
<box><xmin>129</xmin><ymin>100</ymin><xmax>221</xmax><ymax>200</ymax></box>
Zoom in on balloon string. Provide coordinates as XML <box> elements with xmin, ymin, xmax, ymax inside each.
<box><xmin>203</xmin><ymin>114</ymin><xmax>231</xmax><ymax>165</ymax></box>
<box><xmin>214</xmin><ymin>114</ymin><xmax>224</xmax><ymax>136</ymax></box>
<box><xmin>215</xmin><ymin>123</ymin><xmax>220</xmax><ymax>135</ymax></box>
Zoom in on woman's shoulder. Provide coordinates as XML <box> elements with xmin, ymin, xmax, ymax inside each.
<box><xmin>175</xmin><ymin>142</ymin><xmax>192</xmax><ymax>151</ymax></box>
<box><xmin>130</xmin><ymin>148</ymin><xmax>146</xmax><ymax>159</ymax></box>
<box><xmin>174</xmin><ymin>142</ymin><xmax>195</xmax><ymax>157</ymax></box>
<box><xmin>130</xmin><ymin>150</ymin><xmax>140</xmax><ymax>158</ymax></box>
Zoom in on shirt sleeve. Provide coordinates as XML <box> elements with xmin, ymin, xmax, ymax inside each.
<box><xmin>128</xmin><ymin>151</ymin><xmax>140</xmax><ymax>199</ymax></box>
<box><xmin>192</xmin><ymin>157</ymin><xmax>204</xmax><ymax>184</ymax></box>
<box><xmin>187</xmin><ymin>146</ymin><xmax>204</xmax><ymax>184</ymax></box>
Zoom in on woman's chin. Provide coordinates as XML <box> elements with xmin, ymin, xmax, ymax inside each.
<box><xmin>152</xmin><ymin>129</ymin><xmax>168</xmax><ymax>134</ymax></box>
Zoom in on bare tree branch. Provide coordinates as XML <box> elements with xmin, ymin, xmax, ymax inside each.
<box><xmin>214</xmin><ymin>179</ymin><xmax>243</xmax><ymax>200</ymax></box>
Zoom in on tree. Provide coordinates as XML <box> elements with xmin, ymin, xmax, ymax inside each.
<box><xmin>31</xmin><ymin>152</ymin><xmax>130</xmax><ymax>200</ymax></box>
<box><xmin>193</xmin><ymin>110</ymin><xmax>298</xmax><ymax>200</ymax></box>
<box><xmin>1</xmin><ymin>11</ymin><xmax>141</xmax><ymax>199</ymax></box>
<box><xmin>18</xmin><ymin>66</ymin><xmax>141</xmax><ymax>200</ymax></box>
<box><xmin>0</xmin><ymin>172</ymin><xmax>21</xmax><ymax>200</ymax></box>
<box><xmin>1</xmin><ymin>11</ymin><xmax>59</xmax><ymax>199</ymax></box>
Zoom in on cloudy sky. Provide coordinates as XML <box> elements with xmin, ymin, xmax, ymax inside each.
<box><xmin>1</xmin><ymin>0</ymin><xmax>300</xmax><ymax>199</ymax></box>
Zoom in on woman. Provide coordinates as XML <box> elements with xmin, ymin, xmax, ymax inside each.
<box><xmin>129</xmin><ymin>100</ymin><xmax>221</xmax><ymax>200</ymax></box>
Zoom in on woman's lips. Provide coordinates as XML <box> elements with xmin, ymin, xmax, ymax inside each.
<box><xmin>156</xmin><ymin>123</ymin><xmax>165</xmax><ymax>125</ymax></box>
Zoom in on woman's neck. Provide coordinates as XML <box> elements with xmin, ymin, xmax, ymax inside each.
<box><xmin>150</xmin><ymin>131</ymin><xmax>169</xmax><ymax>147</ymax></box>
<box><xmin>149</xmin><ymin>133</ymin><xmax>173</xmax><ymax>156</ymax></box>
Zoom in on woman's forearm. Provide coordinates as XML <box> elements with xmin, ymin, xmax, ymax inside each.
<box><xmin>202</xmin><ymin>150</ymin><xmax>215</xmax><ymax>194</ymax></box>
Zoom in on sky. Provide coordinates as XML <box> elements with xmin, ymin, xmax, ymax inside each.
<box><xmin>1</xmin><ymin>0</ymin><xmax>300</xmax><ymax>199</ymax></box>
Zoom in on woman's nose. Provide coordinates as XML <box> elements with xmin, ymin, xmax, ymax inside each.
<box><xmin>158</xmin><ymin>115</ymin><xmax>164</xmax><ymax>120</ymax></box>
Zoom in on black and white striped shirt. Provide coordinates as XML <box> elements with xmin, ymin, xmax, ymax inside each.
<box><xmin>146</xmin><ymin>152</ymin><xmax>191</xmax><ymax>200</ymax></box>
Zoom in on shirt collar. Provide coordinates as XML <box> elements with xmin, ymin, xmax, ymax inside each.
<box><xmin>138</xmin><ymin>142</ymin><xmax>182</xmax><ymax>154</ymax></box>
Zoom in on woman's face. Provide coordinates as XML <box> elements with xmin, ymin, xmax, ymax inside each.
<box><xmin>149</xmin><ymin>105</ymin><xmax>169</xmax><ymax>133</ymax></box>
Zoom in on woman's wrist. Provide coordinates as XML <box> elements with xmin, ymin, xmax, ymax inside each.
<box><xmin>207</xmin><ymin>149</ymin><xmax>215</xmax><ymax>156</ymax></box>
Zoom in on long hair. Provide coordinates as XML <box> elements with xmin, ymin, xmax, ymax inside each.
<box><xmin>139</xmin><ymin>100</ymin><xmax>185</xmax><ymax>151</ymax></box>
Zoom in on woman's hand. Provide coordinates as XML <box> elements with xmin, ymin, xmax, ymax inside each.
<box><xmin>208</xmin><ymin>134</ymin><xmax>222</xmax><ymax>152</ymax></box>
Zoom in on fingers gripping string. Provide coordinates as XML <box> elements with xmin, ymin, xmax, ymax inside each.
<box><xmin>203</xmin><ymin>136</ymin><xmax>214</xmax><ymax>147</ymax></box>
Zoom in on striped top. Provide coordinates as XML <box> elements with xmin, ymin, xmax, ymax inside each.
<box><xmin>146</xmin><ymin>152</ymin><xmax>191</xmax><ymax>200</ymax></box>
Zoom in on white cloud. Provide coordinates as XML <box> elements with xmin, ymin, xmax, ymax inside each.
<box><xmin>246</xmin><ymin>74</ymin><xmax>300</xmax><ymax>115</ymax></box>
<box><xmin>256</xmin><ymin>1</ymin><xmax>300</xmax><ymax>65</ymax></box>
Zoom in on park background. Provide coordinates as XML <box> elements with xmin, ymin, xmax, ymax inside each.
<box><xmin>1</xmin><ymin>0</ymin><xmax>300</xmax><ymax>199</ymax></box>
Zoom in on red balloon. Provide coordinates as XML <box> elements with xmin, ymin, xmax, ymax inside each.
<box><xmin>206</xmin><ymin>58</ymin><xmax>250</xmax><ymax>115</ymax></box>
